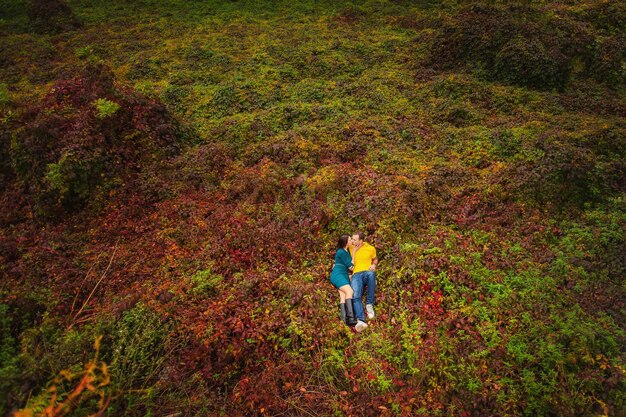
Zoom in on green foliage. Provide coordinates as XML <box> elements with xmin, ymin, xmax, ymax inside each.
<box><xmin>0</xmin><ymin>83</ymin><xmax>10</xmax><ymax>107</ymax></box>
<box><xmin>104</xmin><ymin>303</ymin><xmax>172</xmax><ymax>414</ymax></box>
<box><xmin>1</xmin><ymin>299</ymin><xmax>175</xmax><ymax>416</ymax></box>
<box><xmin>189</xmin><ymin>267</ymin><xmax>223</xmax><ymax>298</ymax></box>
<box><xmin>74</xmin><ymin>45</ymin><xmax>108</xmax><ymax>62</ymax></box>
<box><xmin>16</xmin><ymin>334</ymin><xmax>110</xmax><ymax>417</ymax></box>
<box><xmin>93</xmin><ymin>98</ymin><xmax>121</xmax><ymax>119</ymax></box>
<box><xmin>0</xmin><ymin>304</ymin><xmax>19</xmax><ymax>417</ymax></box>
<box><xmin>43</xmin><ymin>151</ymin><xmax>104</xmax><ymax>213</ymax></box>
<box><xmin>489</xmin><ymin>128</ymin><xmax>525</xmax><ymax>159</ymax></box>
<box><xmin>75</xmin><ymin>46</ymin><xmax>93</xmax><ymax>60</ymax></box>
<box><xmin>127</xmin><ymin>58</ymin><xmax>166</xmax><ymax>81</ymax></box>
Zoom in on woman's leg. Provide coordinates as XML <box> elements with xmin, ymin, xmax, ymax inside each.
<box><xmin>337</xmin><ymin>291</ymin><xmax>347</xmax><ymax>323</ymax></box>
<box><xmin>338</xmin><ymin>288</ymin><xmax>347</xmax><ymax>303</ymax></box>
<box><xmin>339</xmin><ymin>284</ymin><xmax>353</xmax><ymax>300</ymax></box>
<box><xmin>338</xmin><ymin>285</ymin><xmax>350</xmax><ymax>325</ymax></box>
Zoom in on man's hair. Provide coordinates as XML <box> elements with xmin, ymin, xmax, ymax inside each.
<box><xmin>353</xmin><ymin>231</ymin><xmax>365</xmax><ymax>241</ymax></box>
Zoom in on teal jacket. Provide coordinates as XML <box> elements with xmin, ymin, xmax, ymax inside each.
<box><xmin>330</xmin><ymin>248</ymin><xmax>353</xmax><ymax>282</ymax></box>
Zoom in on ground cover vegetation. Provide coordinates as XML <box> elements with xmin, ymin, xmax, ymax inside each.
<box><xmin>0</xmin><ymin>0</ymin><xmax>624</xmax><ymax>415</ymax></box>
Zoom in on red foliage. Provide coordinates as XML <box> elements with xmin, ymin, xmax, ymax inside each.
<box><xmin>9</xmin><ymin>63</ymin><xmax>183</xmax><ymax>215</ymax></box>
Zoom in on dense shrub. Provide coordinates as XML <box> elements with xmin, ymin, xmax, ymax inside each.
<box><xmin>494</xmin><ymin>35</ymin><xmax>571</xmax><ymax>90</ymax></box>
<box><xmin>587</xmin><ymin>34</ymin><xmax>626</xmax><ymax>86</ymax></box>
<box><xmin>504</xmin><ymin>128</ymin><xmax>626</xmax><ymax>208</ymax></box>
<box><xmin>427</xmin><ymin>2</ymin><xmax>625</xmax><ymax>89</ymax></box>
<box><xmin>8</xmin><ymin>63</ymin><xmax>185</xmax><ymax>216</ymax></box>
<box><xmin>5</xmin><ymin>303</ymin><xmax>174</xmax><ymax>417</ymax></box>
<box><xmin>430</xmin><ymin>4</ymin><xmax>519</xmax><ymax>66</ymax></box>
<box><xmin>26</xmin><ymin>0</ymin><xmax>81</xmax><ymax>33</ymax></box>
<box><xmin>576</xmin><ymin>0</ymin><xmax>626</xmax><ymax>34</ymax></box>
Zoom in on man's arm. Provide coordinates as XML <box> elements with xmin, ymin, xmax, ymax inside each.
<box><xmin>369</xmin><ymin>246</ymin><xmax>378</xmax><ymax>271</ymax></box>
<box><xmin>369</xmin><ymin>257</ymin><xmax>378</xmax><ymax>271</ymax></box>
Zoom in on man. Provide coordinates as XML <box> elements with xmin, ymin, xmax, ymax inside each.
<box><xmin>349</xmin><ymin>231</ymin><xmax>378</xmax><ymax>332</ymax></box>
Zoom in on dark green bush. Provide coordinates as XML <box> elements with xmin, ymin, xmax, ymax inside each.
<box><xmin>587</xmin><ymin>34</ymin><xmax>626</xmax><ymax>86</ymax></box>
<box><xmin>577</xmin><ymin>0</ymin><xmax>626</xmax><ymax>34</ymax></box>
<box><xmin>429</xmin><ymin>4</ymin><xmax>530</xmax><ymax>71</ymax></box>
<box><xmin>494</xmin><ymin>35</ymin><xmax>571</xmax><ymax>90</ymax></box>
<box><xmin>427</xmin><ymin>2</ymin><xmax>623</xmax><ymax>89</ymax></box>
<box><xmin>506</xmin><ymin>128</ymin><xmax>626</xmax><ymax>208</ymax></box>
<box><xmin>26</xmin><ymin>0</ymin><xmax>81</xmax><ymax>33</ymax></box>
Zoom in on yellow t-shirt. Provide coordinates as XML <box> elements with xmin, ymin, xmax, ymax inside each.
<box><xmin>350</xmin><ymin>242</ymin><xmax>377</xmax><ymax>273</ymax></box>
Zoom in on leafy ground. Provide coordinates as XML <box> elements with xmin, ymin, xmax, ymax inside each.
<box><xmin>0</xmin><ymin>0</ymin><xmax>624</xmax><ymax>416</ymax></box>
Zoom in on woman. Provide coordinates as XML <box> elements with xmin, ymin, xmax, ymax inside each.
<box><xmin>330</xmin><ymin>234</ymin><xmax>357</xmax><ymax>326</ymax></box>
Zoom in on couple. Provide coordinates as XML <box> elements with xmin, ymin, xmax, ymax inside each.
<box><xmin>330</xmin><ymin>232</ymin><xmax>378</xmax><ymax>333</ymax></box>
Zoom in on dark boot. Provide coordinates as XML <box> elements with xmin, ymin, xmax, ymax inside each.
<box><xmin>339</xmin><ymin>303</ymin><xmax>346</xmax><ymax>323</ymax></box>
<box><xmin>344</xmin><ymin>298</ymin><xmax>358</xmax><ymax>326</ymax></box>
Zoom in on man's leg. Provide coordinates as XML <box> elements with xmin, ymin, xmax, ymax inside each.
<box><xmin>350</xmin><ymin>272</ymin><xmax>366</xmax><ymax>322</ymax></box>
<box><xmin>364</xmin><ymin>271</ymin><xmax>376</xmax><ymax>319</ymax></box>
<box><xmin>365</xmin><ymin>271</ymin><xmax>376</xmax><ymax>306</ymax></box>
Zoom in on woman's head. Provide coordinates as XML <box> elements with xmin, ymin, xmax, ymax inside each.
<box><xmin>337</xmin><ymin>234</ymin><xmax>350</xmax><ymax>249</ymax></box>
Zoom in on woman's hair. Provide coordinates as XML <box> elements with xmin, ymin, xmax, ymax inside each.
<box><xmin>337</xmin><ymin>234</ymin><xmax>350</xmax><ymax>250</ymax></box>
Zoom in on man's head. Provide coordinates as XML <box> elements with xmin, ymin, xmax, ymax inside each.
<box><xmin>351</xmin><ymin>231</ymin><xmax>365</xmax><ymax>245</ymax></box>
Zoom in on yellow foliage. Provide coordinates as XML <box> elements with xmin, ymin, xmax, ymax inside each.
<box><xmin>14</xmin><ymin>336</ymin><xmax>111</xmax><ymax>417</ymax></box>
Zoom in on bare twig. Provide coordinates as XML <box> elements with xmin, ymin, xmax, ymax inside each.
<box><xmin>70</xmin><ymin>260</ymin><xmax>99</xmax><ymax>316</ymax></box>
<box><xmin>68</xmin><ymin>239</ymin><xmax>120</xmax><ymax>329</ymax></box>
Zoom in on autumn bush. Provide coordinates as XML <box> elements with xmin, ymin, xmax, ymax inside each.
<box><xmin>8</xmin><ymin>63</ymin><xmax>184</xmax><ymax>216</ymax></box>
<box><xmin>1</xmin><ymin>295</ymin><xmax>108</xmax><ymax>416</ymax></box>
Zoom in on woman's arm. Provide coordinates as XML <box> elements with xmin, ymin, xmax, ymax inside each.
<box><xmin>340</xmin><ymin>250</ymin><xmax>353</xmax><ymax>269</ymax></box>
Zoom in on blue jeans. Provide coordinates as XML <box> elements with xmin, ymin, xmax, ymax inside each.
<box><xmin>351</xmin><ymin>270</ymin><xmax>376</xmax><ymax>321</ymax></box>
